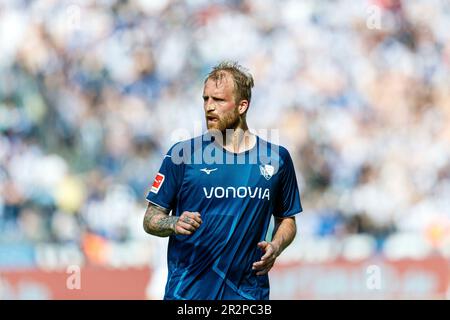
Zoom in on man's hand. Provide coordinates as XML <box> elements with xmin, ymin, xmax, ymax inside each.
<box><xmin>252</xmin><ymin>217</ymin><xmax>297</xmax><ymax>275</ymax></box>
<box><xmin>252</xmin><ymin>241</ymin><xmax>281</xmax><ymax>276</ymax></box>
<box><xmin>143</xmin><ymin>203</ymin><xmax>202</xmax><ymax>237</ymax></box>
<box><xmin>174</xmin><ymin>211</ymin><xmax>202</xmax><ymax>235</ymax></box>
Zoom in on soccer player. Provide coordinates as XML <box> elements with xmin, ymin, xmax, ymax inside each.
<box><xmin>143</xmin><ymin>61</ymin><xmax>302</xmax><ymax>300</ymax></box>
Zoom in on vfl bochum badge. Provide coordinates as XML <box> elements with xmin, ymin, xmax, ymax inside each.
<box><xmin>259</xmin><ymin>164</ymin><xmax>274</xmax><ymax>180</ymax></box>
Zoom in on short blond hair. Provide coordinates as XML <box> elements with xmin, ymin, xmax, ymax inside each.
<box><xmin>205</xmin><ymin>61</ymin><xmax>254</xmax><ymax>106</ymax></box>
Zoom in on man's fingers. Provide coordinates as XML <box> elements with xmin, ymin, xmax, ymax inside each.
<box><xmin>256</xmin><ymin>241</ymin><xmax>273</xmax><ymax>260</ymax></box>
<box><xmin>181</xmin><ymin>216</ymin><xmax>201</xmax><ymax>229</ymax></box>
<box><xmin>257</xmin><ymin>241</ymin><xmax>268</xmax><ymax>249</ymax></box>
<box><xmin>191</xmin><ymin>212</ymin><xmax>203</xmax><ymax>224</ymax></box>
<box><xmin>189</xmin><ymin>220</ymin><xmax>201</xmax><ymax>229</ymax></box>
<box><xmin>261</xmin><ymin>246</ymin><xmax>273</xmax><ymax>261</ymax></box>
<box><xmin>252</xmin><ymin>257</ymin><xmax>275</xmax><ymax>270</ymax></box>
<box><xmin>256</xmin><ymin>268</ymin><xmax>270</xmax><ymax>276</ymax></box>
<box><xmin>255</xmin><ymin>262</ymin><xmax>274</xmax><ymax>276</ymax></box>
<box><xmin>183</xmin><ymin>212</ymin><xmax>203</xmax><ymax>225</ymax></box>
<box><xmin>175</xmin><ymin>226</ymin><xmax>192</xmax><ymax>235</ymax></box>
<box><xmin>178</xmin><ymin>221</ymin><xmax>197</xmax><ymax>232</ymax></box>
<box><xmin>252</xmin><ymin>261</ymin><xmax>266</xmax><ymax>270</ymax></box>
<box><xmin>174</xmin><ymin>212</ymin><xmax>202</xmax><ymax>236</ymax></box>
<box><xmin>253</xmin><ymin>242</ymin><xmax>277</xmax><ymax>270</ymax></box>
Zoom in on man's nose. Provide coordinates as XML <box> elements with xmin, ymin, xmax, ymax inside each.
<box><xmin>205</xmin><ymin>99</ymin><xmax>215</xmax><ymax>111</ymax></box>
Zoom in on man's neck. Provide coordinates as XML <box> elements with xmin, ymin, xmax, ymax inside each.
<box><xmin>220</xmin><ymin>122</ymin><xmax>256</xmax><ymax>154</ymax></box>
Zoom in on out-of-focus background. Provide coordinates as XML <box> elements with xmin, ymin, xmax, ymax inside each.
<box><xmin>1</xmin><ymin>0</ymin><xmax>450</xmax><ymax>300</ymax></box>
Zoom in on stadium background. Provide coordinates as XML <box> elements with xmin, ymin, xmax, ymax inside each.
<box><xmin>1</xmin><ymin>0</ymin><xmax>450</xmax><ymax>299</ymax></box>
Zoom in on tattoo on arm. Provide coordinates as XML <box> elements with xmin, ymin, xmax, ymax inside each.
<box><xmin>143</xmin><ymin>203</ymin><xmax>178</xmax><ymax>237</ymax></box>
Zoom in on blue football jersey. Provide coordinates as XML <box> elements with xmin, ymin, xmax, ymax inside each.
<box><xmin>146</xmin><ymin>133</ymin><xmax>302</xmax><ymax>300</ymax></box>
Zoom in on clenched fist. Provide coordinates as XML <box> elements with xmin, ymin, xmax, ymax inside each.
<box><xmin>174</xmin><ymin>211</ymin><xmax>202</xmax><ymax>235</ymax></box>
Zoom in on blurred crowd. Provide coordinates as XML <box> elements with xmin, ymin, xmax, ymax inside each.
<box><xmin>1</xmin><ymin>0</ymin><xmax>450</xmax><ymax>269</ymax></box>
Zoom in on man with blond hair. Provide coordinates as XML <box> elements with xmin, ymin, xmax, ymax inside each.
<box><xmin>143</xmin><ymin>61</ymin><xmax>302</xmax><ymax>300</ymax></box>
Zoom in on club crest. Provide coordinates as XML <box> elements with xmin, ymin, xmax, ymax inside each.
<box><xmin>260</xmin><ymin>164</ymin><xmax>274</xmax><ymax>180</ymax></box>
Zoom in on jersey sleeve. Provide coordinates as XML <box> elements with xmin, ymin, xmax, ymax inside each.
<box><xmin>273</xmin><ymin>147</ymin><xmax>303</xmax><ymax>218</ymax></box>
<box><xmin>146</xmin><ymin>144</ymin><xmax>185</xmax><ymax>210</ymax></box>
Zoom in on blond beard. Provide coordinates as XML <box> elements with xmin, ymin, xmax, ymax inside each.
<box><xmin>207</xmin><ymin>109</ymin><xmax>241</xmax><ymax>133</ymax></box>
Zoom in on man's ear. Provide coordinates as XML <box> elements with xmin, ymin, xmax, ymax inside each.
<box><xmin>238</xmin><ymin>100</ymin><xmax>249</xmax><ymax>115</ymax></box>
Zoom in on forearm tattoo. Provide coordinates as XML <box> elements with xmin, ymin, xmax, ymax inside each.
<box><xmin>143</xmin><ymin>204</ymin><xmax>178</xmax><ymax>237</ymax></box>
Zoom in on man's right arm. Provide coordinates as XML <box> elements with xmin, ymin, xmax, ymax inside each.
<box><xmin>143</xmin><ymin>202</ymin><xmax>202</xmax><ymax>237</ymax></box>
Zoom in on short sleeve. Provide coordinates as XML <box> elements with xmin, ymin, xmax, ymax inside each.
<box><xmin>274</xmin><ymin>147</ymin><xmax>303</xmax><ymax>218</ymax></box>
<box><xmin>146</xmin><ymin>144</ymin><xmax>185</xmax><ymax>210</ymax></box>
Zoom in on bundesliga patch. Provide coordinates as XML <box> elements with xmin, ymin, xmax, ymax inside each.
<box><xmin>150</xmin><ymin>173</ymin><xmax>165</xmax><ymax>194</ymax></box>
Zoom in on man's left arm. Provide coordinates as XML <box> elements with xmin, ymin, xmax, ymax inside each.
<box><xmin>252</xmin><ymin>216</ymin><xmax>297</xmax><ymax>276</ymax></box>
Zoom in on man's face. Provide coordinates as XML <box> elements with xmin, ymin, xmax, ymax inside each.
<box><xmin>203</xmin><ymin>73</ymin><xmax>240</xmax><ymax>132</ymax></box>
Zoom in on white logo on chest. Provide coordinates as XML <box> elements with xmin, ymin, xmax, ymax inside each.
<box><xmin>200</xmin><ymin>168</ymin><xmax>218</xmax><ymax>175</ymax></box>
<box><xmin>203</xmin><ymin>187</ymin><xmax>270</xmax><ymax>200</ymax></box>
<box><xmin>260</xmin><ymin>165</ymin><xmax>275</xmax><ymax>180</ymax></box>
